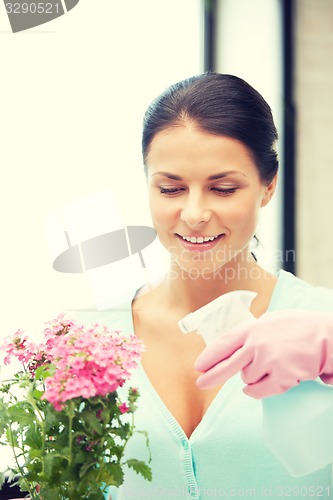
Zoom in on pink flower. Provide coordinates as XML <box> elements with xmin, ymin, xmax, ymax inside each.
<box><xmin>0</xmin><ymin>330</ymin><xmax>39</xmax><ymax>365</ymax></box>
<box><xmin>40</xmin><ymin>319</ymin><xmax>144</xmax><ymax>410</ymax></box>
<box><xmin>1</xmin><ymin>315</ymin><xmax>144</xmax><ymax>411</ymax></box>
<box><xmin>118</xmin><ymin>402</ymin><xmax>130</xmax><ymax>414</ymax></box>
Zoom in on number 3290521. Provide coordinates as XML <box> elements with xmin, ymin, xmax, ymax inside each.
<box><xmin>5</xmin><ymin>3</ymin><xmax>60</xmax><ymax>14</ymax></box>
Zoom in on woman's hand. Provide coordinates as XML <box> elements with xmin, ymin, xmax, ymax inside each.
<box><xmin>195</xmin><ymin>310</ymin><xmax>333</xmax><ymax>399</ymax></box>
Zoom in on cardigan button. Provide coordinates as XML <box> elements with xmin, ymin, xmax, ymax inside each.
<box><xmin>182</xmin><ymin>439</ymin><xmax>189</xmax><ymax>450</ymax></box>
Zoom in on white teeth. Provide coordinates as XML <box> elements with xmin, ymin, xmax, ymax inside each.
<box><xmin>181</xmin><ymin>234</ymin><xmax>220</xmax><ymax>243</ymax></box>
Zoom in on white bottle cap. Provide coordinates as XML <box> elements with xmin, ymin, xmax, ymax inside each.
<box><xmin>178</xmin><ymin>290</ymin><xmax>257</xmax><ymax>345</ymax></box>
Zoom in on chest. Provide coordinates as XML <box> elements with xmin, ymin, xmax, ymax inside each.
<box><xmin>133</xmin><ymin>312</ymin><xmax>223</xmax><ymax>438</ymax></box>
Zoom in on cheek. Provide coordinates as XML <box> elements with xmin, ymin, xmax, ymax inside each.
<box><xmin>221</xmin><ymin>196</ymin><xmax>261</xmax><ymax>230</ymax></box>
<box><xmin>149</xmin><ymin>195</ymin><xmax>176</xmax><ymax>230</ymax></box>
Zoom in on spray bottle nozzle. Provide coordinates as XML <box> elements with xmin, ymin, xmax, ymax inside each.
<box><xmin>178</xmin><ymin>290</ymin><xmax>257</xmax><ymax>345</ymax></box>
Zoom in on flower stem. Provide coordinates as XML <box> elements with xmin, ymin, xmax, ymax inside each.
<box><xmin>8</xmin><ymin>424</ymin><xmax>34</xmax><ymax>499</ymax></box>
<box><xmin>68</xmin><ymin>401</ymin><xmax>74</xmax><ymax>462</ymax></box>
<box><xmin>67</xmin><ymin>400</ymin><xmax>75</xmax><ymax>499</ymax></box>
<box><xmin>119</xmin><ymin>412</ymin><xmax>135</xmax><ymax>465</ymax></box>
<box><xmin>27</xmin><ymin>390</ymin><xmax>46</xmax><ymax>459</ymax></box>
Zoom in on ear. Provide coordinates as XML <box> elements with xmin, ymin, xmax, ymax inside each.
<box><xmin>261</xmin><ymin>173</ymin><xmax>278</xmax><ymax>207</ymax></box>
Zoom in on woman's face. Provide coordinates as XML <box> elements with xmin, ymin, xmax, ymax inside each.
<box><xmin>146</xmin><ymin>125</ymin><xmax>276</xmax><ymax>277</ymax></box>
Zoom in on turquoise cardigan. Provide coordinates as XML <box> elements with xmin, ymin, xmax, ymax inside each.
<box><xmin>70</xmin><ymin>270</ymin><xmax>333</xmax><ymax>500</ymax></box>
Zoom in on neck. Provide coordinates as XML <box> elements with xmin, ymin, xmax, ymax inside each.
<box><xmin>161</xmin><ymin>250</ymin><xmax>274</xmax><ymax>313</ymax></box>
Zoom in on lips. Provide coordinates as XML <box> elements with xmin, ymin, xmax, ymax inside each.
<box><xmin>178</xmin><ymin>233</ymin><xmax>222</xmax><ymax>244</ymax></box>
<box><xmin>183</xmin><ymin>235</ymin><xmax>219</xmax><ymax>244</ymax></box>
<box><xmin>176</xmin><ymin>233</ymin><xmax>224</xmax><ymax>251</ymax></box>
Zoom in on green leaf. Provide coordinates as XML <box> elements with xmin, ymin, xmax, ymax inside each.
<box><xmin>25</xmin><ymin>447</ymin><xmax>43</xmax><ymax>463</ymax></box>
<box><xmin>43</xmin><ymin>454</ymin><xmax>63</xmax><ymax>482</ymax></box>
<box><xmin>0</xmin><ymin>470</ymin><xmax>6</xmax><ymax>487</ymax></box>
<box><xmin>83</xmin><ymin>412</ymin><xmax>103</xmax><ymax>435</ymax></box>
<box><xmin>35</xmin><ymin>365</ymin><xmax>51</xmax><ymax>380</ymax></box>
<box><xmin>7</xmin><ymin>402</ymin><xmax>35</xmax><ymax>425</ymax></box>
<box><xmin>126</xmin><ymin>459</ymin><xmax>152</xmax><ymax>481</ymax></box>
<box><xmin>73</xmin><ymin>448</ymin><xmax>89</xmax><ymax>465</ymax></box>
<box><xmin>109</xmin><ymin>422</ymin><xmax>130</xmax><ymax>440</ymax></box>
<box><xmin>24</xmin><ymin>459</ymin><xmax>43</xmax><ymax>475</ymax></box>
<box><xmin>105</xmin><ymin>443</ymin><xmax>123</xmax><ymax>460</ymax></box>
<box><xmin>60</xmin><ymin>463</ymin><xmax>80</xmax><ymax>482</ymax></box>
<box><xmin>44</xmin><ymin>406</ymin><xmax>60</xmax><ymax>431</ymax></box>
<box><xmin>39</xmin><ymin>486</ymin><xmax>64</xmax><ymax>500</ymax></box>
<box><xmin>84</xmin><ymin>491</ymin><xmax>104</xmax><ymax>500</ymax></box>
<box><xmin>79</xmin><ymin>459</ymin><xmax>97</xmax><ymax>478</ymax></box>
<box><xmin>32</xmin><ymin>388</ymin><xmax>44</xmax><ymax>399</ymax></box>
<box><xmin>6</xmin><ymin>428</ymin><xmax>19</xmax><ymax>448</ymax></box>
<box><xmin>25</xmin><ymin>427</ymin><xmax>43</xmax><ymax>449</ymax></box>
<box><xmin>16</xmin><ymin>475</ymin><xmax>34</xmax><ymax>494</ymax></box>
<box><xmin>102</xmin><ymin>462</ymin><xmax>124</xmax><ymax>486</ymax></box>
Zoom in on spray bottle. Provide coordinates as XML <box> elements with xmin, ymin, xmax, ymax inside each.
<box><xmin>178</xmin><ymin>291</ymin><xmax>333</xmax><ymax>477</ymax></box>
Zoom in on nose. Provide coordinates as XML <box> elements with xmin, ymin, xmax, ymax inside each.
<box><xmin>180</xmin><ymin>192</ymin><xmax>212</xmax><ymax>228</ymax></box>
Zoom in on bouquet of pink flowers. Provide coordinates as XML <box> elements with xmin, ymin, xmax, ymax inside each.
<box><xmin>0</xmin><ymin>314</ymin><xmax>151</xmax><ymax>499</ymax></box>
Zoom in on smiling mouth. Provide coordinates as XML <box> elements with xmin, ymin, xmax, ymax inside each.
<box><xmin>178</xmin><ymin>234</ymin><xmax>223</xmax><ymax>244</ymax></box>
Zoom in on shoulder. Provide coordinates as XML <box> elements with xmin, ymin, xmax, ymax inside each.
<box><xmin>268</xmin><ymin>270</ymin><xmax>333</xmax><ymax>312</ymax></box>
<box><xmin>65</xmin><ymin>301</ymin><xmax>134</xmax><ymax>335</ymax></box>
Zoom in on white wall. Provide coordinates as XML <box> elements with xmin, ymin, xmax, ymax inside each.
<box><xmin>0</xmin><ymin>0</ymin><xmax>202</xmax><ymax>338</ymax></box>
<box><xmin>295</xmin><ymin>0</ymin><xmax>333</xmax><ymax>286</ymax></box>
<box><xmin>0</xmin><ymin>0</ymin><xmax>201</xmax><ymax>475</ymax></box>
<box><xmin>214</xmin><ymin>0</ymin><xmax>283</xmax><ymax>273</ymax></box>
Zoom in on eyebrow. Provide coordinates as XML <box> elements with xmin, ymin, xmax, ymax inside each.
<box><xmin>152</xmin><ymin>170</ymin><xmax>246</xmax><ymax>180</ymax></box>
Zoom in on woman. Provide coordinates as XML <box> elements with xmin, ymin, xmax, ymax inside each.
<box><xmin>108</xmin><ymin>73</ymin><xmax>333</xmax><ymax>499</ymax></box>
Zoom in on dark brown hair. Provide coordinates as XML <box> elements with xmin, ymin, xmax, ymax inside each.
<box><xmin>142</xmin><ymin>72</ymin><xmax>278</xmax><ymax>183</ymax></box>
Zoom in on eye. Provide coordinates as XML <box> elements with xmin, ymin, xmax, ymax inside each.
<box><xmin>210</xmin><ymin>187</ymin><xmax>238</xmax><ymax>196</ymax></box>
<box><xmin>159</xmin><ymin>187</ymin><xmax>185</xmax><ymax>196</ymax></box>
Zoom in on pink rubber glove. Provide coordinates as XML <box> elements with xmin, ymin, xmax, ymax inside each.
<box><xmin>195</xmin><ymin>310</ymin><xmax>333</xmax><ymax>399</ymax></box>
